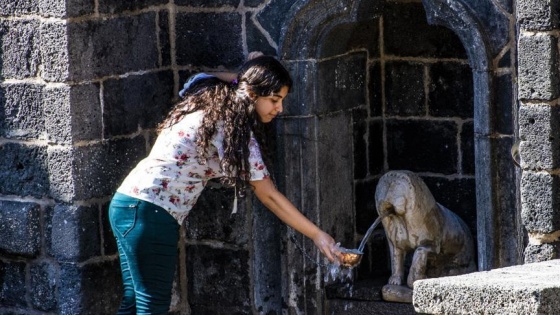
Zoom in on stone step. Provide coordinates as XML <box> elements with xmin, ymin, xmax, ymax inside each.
<box><xmin>413</xmin><ymin>259</ymin><xmax>560</xmax><ymax>315</ymax></box>
<box><xmin>325</xmin><ymin>278</ymin><xmax>417</xmax><ymax>315</ymax></box>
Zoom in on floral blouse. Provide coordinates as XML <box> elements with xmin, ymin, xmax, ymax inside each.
<box><xmin>117</xmin><ymin>110</ymin><xmax>270</xmax><ymax>224</ymax></box>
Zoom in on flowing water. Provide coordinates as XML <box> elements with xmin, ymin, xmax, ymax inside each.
<box><xmin>324</xmin><ymin>214</ymin><xmax>386</xmax><ymax>283</ymax></box>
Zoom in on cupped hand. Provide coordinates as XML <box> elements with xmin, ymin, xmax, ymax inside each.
<box><xmin>312</xmin><ymin>230</ymin><xmax>339</xmax><ymax>263</ymax></box>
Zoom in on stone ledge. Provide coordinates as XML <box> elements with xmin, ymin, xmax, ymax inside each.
<box><xmin>413</xmin><ymin>259</ymin><xmax>560</xmax><ymax>315</ymax></box>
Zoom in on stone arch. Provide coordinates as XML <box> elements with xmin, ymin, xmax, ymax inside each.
<box><xmin>279</xmin><ymin>0</ymin><xmax>506</xmax><ymax>277</ymax></box>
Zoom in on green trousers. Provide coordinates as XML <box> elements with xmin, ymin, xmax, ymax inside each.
<box><xmin>109</xmin><ymin>192</ymin><xmax>180</xmax><ymax>315</ymax></box>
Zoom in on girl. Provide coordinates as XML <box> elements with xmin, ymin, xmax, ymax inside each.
<box><xmin>108</xmin><ymin>55</ymin><xmax>338</xmax><ymax>314</ymax></box>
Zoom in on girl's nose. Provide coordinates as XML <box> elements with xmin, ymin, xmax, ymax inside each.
<box><xmin>276</xmin><ymin>103</ymin><xmax>283</xmax><ymax>113</ymax></box>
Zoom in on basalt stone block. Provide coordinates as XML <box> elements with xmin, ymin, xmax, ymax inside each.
<box><xmin>0</xmin><ymin>19</ymin><xmax>40</xmax><ymax>79</ymax></box>
<box><xmin>0</xmin><ymin>143</ymin><xmax>49</xmax><ymax>198</ymax></box>
<box><xmin>494</xmin><ymin>73</ymin><xmax>514</xmax><ymax>135</ymax></box>
<box><xmin>44</xmin><ymin>84</ymin><xmax>102</xmax><ymax>144</ymax></box>
<box><xmin>367</xmin><ymin>119</ymin><xmax>384</xmax><ymax>175</ymax></box>
<box><xmin>0</xmin><ymin>261</ymin><xmax>27</xmax><ymax>307</ymax></box>
<box><xmin>525</xmin><ymin>243</ymin><xmax>560</xmax><ymax>263</ymax></box>
<box><xmin>281</xmin><ymin>60</ymin><xmax>317</xmax><ymax>116</ymax></box>
<box><xmin>0</xmin><ymin>201</ymin><xmax>41</xmax><ymax>257</ymax></box>
<box><xmin>369</xmin><ymin>62</ymin><xmax>382</xmax><ymax>117</ymax></box>
<box><xmin>428</xmin><ymin>62</ymin><xmax>474</xmax><ymax>119</ymax></box>
<box><xmin>461</xmin><ymin>121</ymin><xmax>475</xmax><ymax>175</ymax></box>
<box><xmin>518</xmin><ymin>34</ymin><xmax>560</xmax><ymax>100</ymax></box>
<box><xmin>98</xmin><ymin>0</ymin><xmax>167</xmax><ymax>14</ymax></box>
<box><xmin>71</xmin><ymin>137</ymin><xmax>147</xmax><ymax>199</ymax></box>
<box><xmin>0</xmin><ymin>82</ymin><xmax>44</xmax><ymax>139</ymax></box>
<box><xmin>355</xmin><ymin>179</ymin><xmax>378</xmax><ymax>234</ymax></box>
<box><xmin>39</xmin><ymin>21</ymin><xmax>69</xmax><ymax>82</ymax></box>
<box><xmin>461</xmin><ymin>0</ymin><xmax>510</xmax><ymax>56</ymax></box>
<box><xmin>422</xmin><ymin>177</ymin><xmax>477</xmax><ymax>236</ymax></box>
<box><xmin>383</xmin><ymin>2</ymin><xmax>466</xmax><ymax>59</ymax></box>
<box><xmin>246</xmin><ymin>13</ymin><xmax>277</xmax><ymax>58</ymax></box>
<box><xmin>159</xmin><ymin>11</ymin><xmax>171</xmax><ymax>67</ymax></box>
<box><xmin>385</xmin><ymin>61</ymin><xmax>424</xmax><ymax>116</ymax></box>
<box><xmin>103</xmin><ymin>70</ymin><xmax>174</xmax><ymax>137</ymax></box>
<box><xmin>185</xmin><ymin>185</ymin><xmax>248</xmax><ymax>246</ymax></box>
<box><xmin>519</xmin><ymin>104</ymin><xmax>560</xmax><ymax>169</ymax></box>
<box><xmin>175</xmin><ymin>12</ymin><xmax>243</xmax><ymax>68</ymax></box>
<box><xmin>521</xmin><ymin>171</ymin><xmax>560</xmax><ymax>233</ymax></box>
<box><xmin>186</xmin><ymin>245</ymin><xmax>251</xmax><ymax>314</ymax></box>
<box><xmin>0</xmin><ymin>0</ymin><xmax>38</xmax><ymax>15</ymax></box>
<box><xmin>46</xmin><ymin>204</ymin><xmax>101</xmax><ymax>262</ymax></box>
<box><xmin>320</xmin><ymin>18</ymin><xmax>380</xmax><ymax>59</ymax></box>
<box><xmin>317</xmin><ymin>53</ymin><xmax>367</xmax><ymax>114</ymax></box>
<box><xmin>353</xmin><ymin>108</ymin><xmax>368</xmax><ymax>180</ymax></box>
<box><xmin>386</xmin><ymin>119</ymin><xmax>458</xmax><ymax>174</ymax></box>
<box><xmin>244</xmin><ymin>0</ymin><xmax>265</xmax><ymax>7</ymax></box>
<box><xmin>58</xmin><ymin>261</ymin><xmax>121</xmax><ymax>315</ymax></box>
<box><xmin>39</xmin><ymin>0</ymin><xmax>95</xmax><ymax>18</ymax></box>
<box><xmin>29</xmin><ymin>261</ymin><xmax>58</xmax><ymax>311</ymax></box>
<box><xmin>101</xmin><ymin>201</ymin><xmax>117</xmax><ymax>255</ymax></box>
<box><xmin>255</xmin><ymin>0</ymin><xmax>296</xmax><ymax>45</ymax></box>
<box><xmin>47</xmin><ymin>136</ymin><xmax>146</xmax><ymax>201</ymax></box>
<box><xmin>517</xmin><ymin>0</ymin><xmax>559</xmax><ymax>31</ymax></box>
<box><xmin>54</xmin><ymin>13</ymin><xmax>159</xmax><ymax>81</ymax></box>
<box><xmin>175</xmin><ymin>0</ymin><xmax>240</xmax><ymax>6</ymax></box>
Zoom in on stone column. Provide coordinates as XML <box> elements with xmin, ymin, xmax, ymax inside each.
<box><xmin>517</xmin><ymin>0</ymin><xmax>560</xmax><ymax>262</ymax></box>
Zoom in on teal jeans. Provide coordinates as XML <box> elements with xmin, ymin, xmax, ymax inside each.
<box><xmin>109</xmin><ymin>192</ymin><xmax>180</xmax><ymax>315</ymax></box>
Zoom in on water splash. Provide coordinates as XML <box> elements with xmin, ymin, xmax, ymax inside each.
<box><xmin>324</xmin><ymin>243</ymin><xmax>356</xmax><ymax>283</ymax></box>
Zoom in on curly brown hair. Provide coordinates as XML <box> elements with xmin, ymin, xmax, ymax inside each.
<box><xmin>158</xmin><ymin>56</ymin><xmax>293</xmax><ymax>193</ymax></box>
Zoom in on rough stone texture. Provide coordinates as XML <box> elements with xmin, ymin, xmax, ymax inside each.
<box><xmin>517</xmin><ymin>33</ymin><xmax>559</xmax><ymax>100</ymax></box>
<box><xmin>184</xmin><ymin>184</ymin><xmax>248</xmax><ymax>246</ymax></box>
<box><xmin>256</xmin><ymin>0</ymin><xmax>295</xmax><ymax>46</ymax></box>
<box><xmin>520</xmin><ymin>171</ymin><xmax>560</xmax><ymax>233</ymax></box>
<box><xmin>317</xmin><ymin>53</ymin><xmax>367</xmax><ymax>114</ymax></box>
<box><xmin>367</xmin><ymin>119</ymin><xmax>384</xmax><ymax>175</ymax></box>
<box><xmin>29</xmin><ymin>261</ymin><xmax>58</xmax><ymax>312</ymax></box>
<box><xmin>186</xmin><ymin>245</ymin><xmax>251</xmax><ymax>314</ymax></box>
<box><xmin>39</xmin><ymin>21</ymin><xmax>69</xmax><ymax>82</ymax></box>
<box><xmin>494</xmin><ymin>73</ymin><xmax>514</xmax><ymax>135</ymax></box>
<box><xmin>384</xmin><ymin>2</ymin><xmax>466</xmax><ymax>58</ymax></box>
<box><xmin>414</xmin><ymin>260</ymin><xmax>560</xmax><ymax>315</ymax></box>
<box><xmin>58</xmin><ymin>261</ymin><xmax>121</xmax><ymax>315</ymax></box>
<box><xmin>0</xmin><ymin>82</ymin><xmax>44</xmax><ymax>139</ymax></box>
<box><xmin>0</xmin><ymin>261</ymin><xmax>27</xmax><ymax>307</ymax></box>
<box><xmin>517</xmin><ymin>0</ymin><xmax>559</xmax><ymax>31</ymax></box>
<box><xmin>175</xmin><ymin>0</ymin><xmax>240</xmax><ymax>7</ymax></box>
<box><xmin>0</xmin><ymin>143</ymin><xmax>49</xmax><ymax>198</ymax></box>
<box><xmin>61</xmin><ymin>14</ymin><xmax>159</xmax><ymax>81</ymax></box>
<box><xmin>0</xmin><ymin>0</ymin><xmax>38</xmax><ymax>15</ymax></box>
<box><xmin>39</xmin><ymin>0</ymin><xmax>95</xmax><ymax>18</ymax></box>
<box><xmin>428</xmin><ymin>62</ymin><xmax>474</xmax><ymax>119</ymax></box>
<box><xmin>385</xmin><ymin>61</ymin><xmax>425</xmax><ymax>116</ymax></box>
<box><xmin>0</xmin><ymin>19</ymin><xmax>41</xmax><ymax>79</ymax></box>
<box><xmin>0</xmin><ymin>201</ymin><xmax>42</xmax><ymax>257</ymax></box>
<box><xmin>48</xmin><ymin>136</ymin><xmax>146</xmax><ymax>202</ymax></box>
<box><xmin>46</xmin><ymin>204</ymin><xmax>101</xmax><ymax>262</ymax></box>
<box><xmin>175</xmin><ymin>12</ymin><xmax>243</xmax><ymax>68</ymax></box>
<box><xmin>281</xmin><ymin>60</ymin><xmax>317</xmax><ymax>116</ymax></box>
<box><xmin>461</xmin><ymin>0</ymin><xmax>510</xmax><ymax>56</ymax></box>
<box><xmin>518</xmin><ymin>104</ymin><xmax>560</xmax><ymax>170</ymax></box>
<box><xmin>98</xmin><ymin>0</ymin><xmax>167</xmax><ymax>14</ymax></box>
<box><xmin>353</xmin><ymin>108</ymin><xmax>368</xmax><ymax>180</ymax></box>
<box><xmin>369</xmin><ymin>62</ymin><xmax>382</xmax><ymax>117</ymax></box>
<box><xmin>386</xmin><ymin>119</ymin><xmax>458</xmax><ymax>174</ymax></box>
<box><xmin>102</xmin><ymin>71</ymin><xmax>174</xmax><ymax>137</ymax></box>
<box><xmin>525</xmin><ymin>243</ymin><xmax>560</xmax><ymax>263</ymax></box>
<box><xmin>320</xmin><ymin>18</ymin><xmax>380</xmax><ymax>58</ymax></box>
<box><xmin>461</xmin><ymin>121</ymin><xmax>475</xmax><ymax>175</ymax></box>
<box><xmin>246</xmin><ymin>12</ymin><xmax>277</xmax><ymax>57</ymax></box>
<box><xmin>43</xmin><ymin>84</ymin><xmax>103</xmax><ymax>144</ymax></box>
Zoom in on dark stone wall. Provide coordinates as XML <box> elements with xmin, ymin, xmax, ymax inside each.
<box><xmin>1</xmin><ymin>0</ymin><xmax>554</xmax><ymax>314</ymax></box>
<box><xmin>517</xmin><ymin>0</ymin><xmax>560</xmax><ymax>263</ymax></box>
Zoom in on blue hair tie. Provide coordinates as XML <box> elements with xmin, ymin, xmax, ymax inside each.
<box><xmin>179</xmin><ymin>73</ymin><xmax>215</xmax><ymax>98</ymax></box>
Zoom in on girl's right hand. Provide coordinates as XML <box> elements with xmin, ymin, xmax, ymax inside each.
<box><xmin>312</xmin><ymin>230</ymin><xmax>339</xmax><ymax>263</ymax></box>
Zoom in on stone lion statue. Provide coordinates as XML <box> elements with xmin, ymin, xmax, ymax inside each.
<box><xmin>374</xmin><ymin>170</ymin><xmax>476</xmax><ymax>303</ymax></box>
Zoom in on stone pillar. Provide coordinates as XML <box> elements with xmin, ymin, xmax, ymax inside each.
<box><xmin>517</xmin><ymin>0</ymin><xmax>560</xmax><ymax>262</ymax></box>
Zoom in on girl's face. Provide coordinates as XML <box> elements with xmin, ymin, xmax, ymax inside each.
<box><xmin>254</xmin><ymin>86</ymin><xmax>289</xmax><ymax>123</ymax></box>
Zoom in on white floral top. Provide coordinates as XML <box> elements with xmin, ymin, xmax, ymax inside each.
<box><xmin>117</xmin><ymin>110</ymin><xmax>270</xmax><ymax>224</ymax></box>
